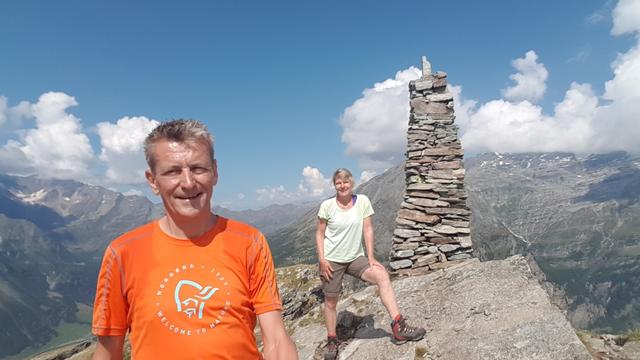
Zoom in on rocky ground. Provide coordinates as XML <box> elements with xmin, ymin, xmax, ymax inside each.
<box><xmin>290</xmin><ymin>256</ymin><xmax>592</xmax><ymax>360</ymax></box>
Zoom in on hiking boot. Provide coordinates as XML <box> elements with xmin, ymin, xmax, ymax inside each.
<box><xmin>324</xmin><ymin>336</ymin><xmax>339</xmax><ymax>360</ymax></box>
<box><xmin>390</xmin><ymin>315</ymin><xmax>426</xmax><ymax>345</ymax></box>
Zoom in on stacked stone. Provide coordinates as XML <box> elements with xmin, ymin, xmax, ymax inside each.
<box><xmin>389</xmin><ymin>56</ymin><xmax>473</xmax><ymax>276</ymax></box>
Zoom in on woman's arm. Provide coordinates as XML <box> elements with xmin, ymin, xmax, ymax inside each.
<box><xmin>363</xmin><ymin>216</ymin><xmax>383</xmax><ymax>268</ymax></box>
<box><xmin>316</xmin><ymin>217</ymin><xmax>333</xmax><ymax>280</ymax></box>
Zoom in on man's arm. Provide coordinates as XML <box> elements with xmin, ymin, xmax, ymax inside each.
<box><xmin>258</xmin><ymin>310</ymin><xmax>298</xmax><ymax>360</ymax></box>
<box><xmin>92</xmin><ymin>335</ymin><xmax>125</xmax><ymax>360</ymax></box>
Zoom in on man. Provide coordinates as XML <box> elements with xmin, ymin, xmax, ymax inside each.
<box><xmin>91</xmin><ymin>119</ymin><xmax>297</xmax><ymax>359</ymax></box>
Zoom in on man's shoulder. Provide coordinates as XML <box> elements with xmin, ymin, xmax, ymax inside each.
<box><xmin>219</xmin><ymin>216</ymin><xmax>263</xmax><ymax>242</ymax></box>
<box><xmin>108</xmin><ymin>221</ymin><xmax>156</xmax><ymax>251</ymax></box>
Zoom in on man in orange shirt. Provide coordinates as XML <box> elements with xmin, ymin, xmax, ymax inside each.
<box><xmin>91</xmin><ymin>119</ymin><xmax>297</xmax><ymax>359</ymax></box>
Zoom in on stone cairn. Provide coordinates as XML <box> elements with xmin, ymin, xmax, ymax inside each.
<box><xmin>389</xmin><ymin>56</ymin><xmax>473</xmax><ymax>276</ymax></box>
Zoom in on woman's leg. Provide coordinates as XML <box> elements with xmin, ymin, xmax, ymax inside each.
<box><xmin>323</xmin><ymin>296</ymin><xmax>339</xmax><ymax>336</ymax></box>
<box><xmin>360</xmin><ymin>266</ymin><xmax>400</xmax><ymax>319</ymax></box>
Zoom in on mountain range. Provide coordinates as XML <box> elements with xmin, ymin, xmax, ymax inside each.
<box><xmin>0</xmin><ymin>151</ymin><xmax>639</xmax><ymax>358</ymax></box>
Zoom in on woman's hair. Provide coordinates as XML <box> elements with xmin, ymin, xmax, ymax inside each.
<box><xmin>144</xmin><ymin>119</ymin><xmax>214</xmax><ymax>171</ymax></box>
<box><xmin>332</xmin><ymin>168</ymin><xmax>354</xmax><ymax>185</ymax></box>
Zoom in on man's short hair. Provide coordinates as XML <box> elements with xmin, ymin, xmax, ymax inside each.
<box><xmin>144</xmin><ymin>119</ymin><xmax>214</xmax><ymax>171</ymax></box>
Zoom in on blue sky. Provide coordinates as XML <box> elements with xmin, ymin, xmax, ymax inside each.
<box><xmin>1</xmin><ymin>0</ymin><xmax>639</xmax><ymax>209</ymax></box>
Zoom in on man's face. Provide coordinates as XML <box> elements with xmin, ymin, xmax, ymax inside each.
<box><xmin>145</xmin><ymin>139</ymin><xmax>218</xmax><ymax>223</ymax></box>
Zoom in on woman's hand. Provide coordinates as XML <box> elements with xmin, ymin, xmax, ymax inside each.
<box><xmin>368</xmin><ymin>257</ymin><xmax>384</xmax><ymax>271</ymax></box>
<box><xmin>319</xmin><ymin>259</ymin><xmax>334</xmax><ymax>281</ymax></box>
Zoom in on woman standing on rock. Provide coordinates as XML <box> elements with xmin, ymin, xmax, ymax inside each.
<box><xmin>316</xmin><ymin>168</ymin><xmax>425</xmax><ymax>360</ymax></box>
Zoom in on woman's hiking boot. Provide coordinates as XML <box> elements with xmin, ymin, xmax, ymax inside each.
<box><xmin>324</xmin><ymin>336</ymin><xmax>339</xmax><ymax>360</ymax></box>
<box><xmin>390</xmin><ymin>315</ymin><xmax>426</xmax><ymax>345</ymax></box>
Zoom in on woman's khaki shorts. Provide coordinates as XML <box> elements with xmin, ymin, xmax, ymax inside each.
<box><xmin>321</xmin><ymin>256</ymin><xmax>370</xmax><ymax>298</ymax></box>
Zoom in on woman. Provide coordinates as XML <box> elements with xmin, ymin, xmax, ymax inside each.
<box><xmin>316</xmin><ymin>168</ymin><xmax>425</xmax><ymax>360</ymax></box>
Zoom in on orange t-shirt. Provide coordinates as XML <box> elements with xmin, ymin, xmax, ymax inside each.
<box><xmin>92</xmin><ymin>217</ymin><xmax>282</xmax><ymax>359</ymax></box>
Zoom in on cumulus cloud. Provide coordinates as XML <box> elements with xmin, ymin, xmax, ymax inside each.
<box><xmin>460</xmin><ymin>82</ymin><xmax>598</xmax><ymax>153</ymax></box>
<box><xmin>0</xmin><ymin>92</ymin><xmax>94</xmax><ymax>179</ymax></box>
<box><xmin>0</xmin><ymin>97</ymin><xmax>6</xmax><ymax>126</ymax></box>
<box><xmin>97</xmin><ymin>116</ymin><xmax>159</xmax><ymax>184</ymax></box>
<box><xmin>359</xmin><ymin>170</ymin><xmax>377</xmax><ymax>183</ymax></box>
<box><xmin>501</xmin><ymin>50</ymin><xmax>548</xmax><ymax>103</ymax></box>
<box><xmin>339</xmin><ymin>67</ymin><xmax>421</xmax><ymax>176</ymax></box>
<box><xmin>611</xmin><ymin>0</ymin><xmax>640</xmax><ymax>35</ymax></box>
<box><xmin>460</xmin><ymin>17</ymin><xmax>640</xmax><ymax>156</ymax></box>
<box><xmin>0</xmin><ymin>97</ymin><xmax>32</xmax><ymax>129</ymax></box>
<box><xmin>341</xmin><ymin>1</ymin><xmax>639</xmax><ymax>162</ymax></box>
<box><xmin>256</xmin><ymin>185</ymin><xmax>290</xmax><ymax>202</ymax></box>
<box><xmin>256</xmin><ymin>166</ymin><xmax>333</xmax><ymax>203</ymax></box>
<box><xmin>458</xmin><ymin>0</ymin><xmax>640</xmax><ymax>155</ymax></box>
<box><xmin>297</xmin><ymin>166</ymin><xmax>333</xmax><ymax>197</ymax></box>
<box><xmin>122</xmin><ymin>189</ymin><xmax>143</xmax><ymax>196</ymax></box>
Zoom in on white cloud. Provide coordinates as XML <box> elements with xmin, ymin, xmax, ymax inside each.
<box><xmin>256</xmin><ymin>166</ymin><xmax>333</xmax><ymax>203</ymax></box>
<box><xmin>122</xmin><ymin>189</ymin><xmax>143</xmax><ymax>196</ymax></box>
<box><xmin>460</xmin><ymin>82</ymin><xmax>599</xmax><ymax>154</ymax></box>
<box><xmin>587</xmin><ymin>0</ymin><xmax>616</xmax><ymax>25</ymax></box>
<box><xmin>0</xmin><ymin>97</ymin><xmax>7</xmax><ymax>126</ymax></box>
<box><xmin>339</xmin><ymin>67</ymin><xmax>420</xmax><ymax>176</ymax></box>
<box><xmin>297</xmin><ymin>166</ymin><xmax>333</xmax><ymax>197</ymax></box>
<box><xmin>97</xmin><ymin>116</ymin><xmax>159</xmax><ymax>184</ymax></box>
<box><xmin>359</xmin><ymin>170</ymin><xmax>377</xmax><ymax>183</ymax></box>
<box><xmin>604</xmin><ymin>44</ymin><xmax>640</xmax><ymax>101</ymax></box>
<box><xmin>0</xmin><ymin>140</ymin><xmax>33</xmax><ymax>174</ymax></box>
<box><xmin>0</xmin><ymin>92</ymin><xmax>94</xmax><ymax>179</ymax></box>
<box><xmin>237</xmin><ymin>193</ymin><xmax>246</xmax><ymax>200</ymax></box>
<box><xmin>256</xmin><ymin>185</ymin><xmax>290</xmax><ymax>202</ymax></box>
<box><xmin>567</xmin><ymin>46</ymin><xmax>592</xmax><ymax>64</ymax></box>
<box><xmin>460</xmin><ymin>24</ymin><xmax>640</xmax><ymax>155</ymax></box>
<box><xmin>611</xmin><ymin>0</ymin><xmax>640</xmax><ymax>35</ymax></box>
<box><xmin>0</xmin><ymin>97</ymin><xmax>32</xmax><ymax>128</ymax></box>
<box><xmin>501</xmin><ymin>50</ymin><xmax>548</xmax><ymax>103</ymax></box>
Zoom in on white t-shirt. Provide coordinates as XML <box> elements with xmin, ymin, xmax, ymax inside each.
<box><xmin>317</xmin><ymin>194</ymin><xmax>375</xmax><ymax>263</ymax></box>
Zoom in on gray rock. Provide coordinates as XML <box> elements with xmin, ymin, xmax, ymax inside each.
<box><xmin>396</xmin><ymin>209</ymin><xmax>439</xmax><ymax>224</ymax></box>
<box><xmin>439</xmin><ymin>244</ymin><xmax>460</xmax><ymax>252</ymax></box>
<box><xmin>410</xmin><ymin>99</ymin><xmax>451</xmax><ymax>115</ymax></box>
<box><xmin>407</xmin><ymin>198</ymin><xmax>450</xmax><ymax>208</ymax></box>
<box><xmin>421</xmin><ymin>56</ymin><xmax>431</xmax><ymax>77</ymax></box>
<box><xmin>457</xmin><ymin>236</ymin><xmax>473</xmax><ymax>248</ymax></box>
<box><xmin>448</xmin><ymin>253</ymin><xmax>472</xmax><ymax>260</ymax></box>
<box><xmin>393</xmin><ymin>250</ymin><xmax>415</xmax><ymax>259</ymax></box>
<box><xmin>393</xmin><ymin>228</ymin><xmax>422</xmax><ymax>238</ymax></box>
<box><xmin>413</xmin><ymin>79</ymin><xmax>433</xmax><ymax>91</ymax></box>
<box><xmin>433</xmin><ymin>224</ymin><xmax>460</xmax><ymax>234</ymax></box>
<box><xmin>441</xmin><ymin>219</ymin><xmax>469</xmax><ymax>227</ymax></box>
<box><xmin>425</xmin><ymin>92</ymin><xmax>453</xmax><ymax>102</ymax></box>
<box><xmin>414</xmin><ymin>246</ymin><xmax>431</xmax><ymax>255</ymax></box>
<box><xmin>414</xmin><ymin>254</ymin><xmax>438</xmax><ymax>267</ymax></box>
<box><xmin>394</xmin><ymin>242</ymin><xmax>419</xmax><ymax>250</ymax></box>
<box><xmin>389</xmin><ymin>259</ymin><xmax>413</xmax><ymax>270</ymax></box>
<box><xmin>406</xmin><ymin>183</ymin><xmax>438</xmax><ymax>191</ymax></box>
<box><xmin>421</xmin><ymin>147</ymin><xmax>463</xmax><ymax>156</ymax></box>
